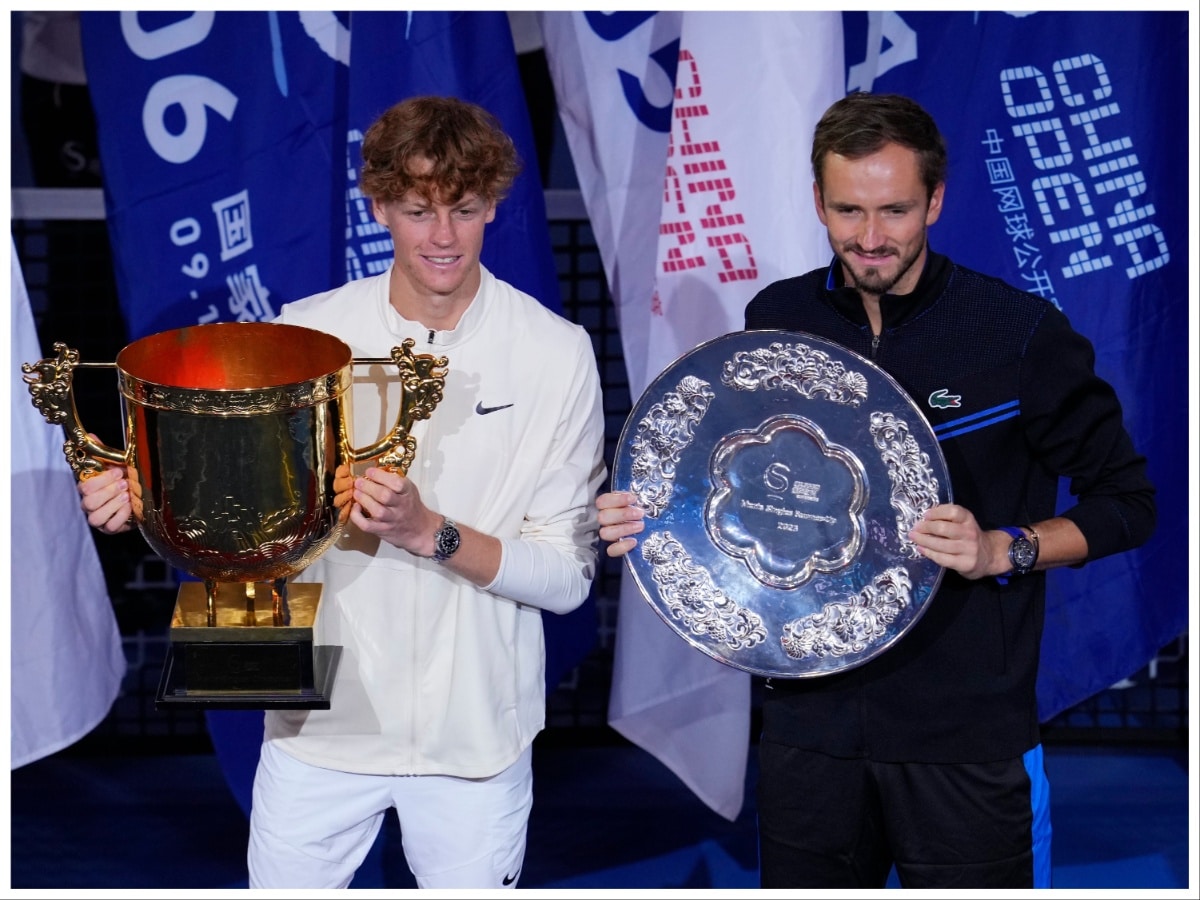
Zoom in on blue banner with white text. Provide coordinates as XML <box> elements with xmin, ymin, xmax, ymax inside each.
<box><xmin>80</xmin><ymin>11</ymin><xmax>559</xmax><ymax>342</ymax></box>
<box><xmin>80</xmin><ymin>10</ymin><xmax>580</xmax><ymax>818</ymax></box>
<box><xmin>841</xmin><ymin>10</ymin><xmax>1188</xmax><ymax>719</ymax></box>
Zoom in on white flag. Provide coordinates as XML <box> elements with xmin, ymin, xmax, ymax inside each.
<box><xmin>544</xmin><ymin>11</ymin><xmax>843</xmax><ymax>819</ymax></box>
<box><xmin>9</xmin><ymin>238</ymin><xmax>126</xmax><ymax>768</ymax></box>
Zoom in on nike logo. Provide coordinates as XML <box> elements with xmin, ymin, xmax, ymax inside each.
<box><xmin>476</xmin><ymin>401</ymin><xmax>514</xmax><ymax>415</ymax></box>
<box><xmin>502</xmin><ymin>871</ymin><xmax>519</xmax><ymax>886</ymax></box>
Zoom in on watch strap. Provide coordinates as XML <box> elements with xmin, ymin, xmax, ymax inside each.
<box><xmin>997</xmin><ymin>525</ymin><xmax>1035</xmax><ymax>584</ymax></box>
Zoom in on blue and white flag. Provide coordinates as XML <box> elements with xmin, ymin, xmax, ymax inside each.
<box><xmin>80</xmin><ymin>10</ymin><xmax>576</xmax><ymax>816</ymax></box>
<box><xmin>841</xmin><ymin>10</ymin><xmax>1190</xmax><ymax>719</ymax></box>
<box><xmin>544</xmin><ymin>10</ymin><xmax>844</xmax><ymax>821</ymax></box>
<box><xmin>10</xmin><ymin>239</ymin><xmax>127</xmax><ymax>769</ymax></box>
<box><xmin>80</xmin><ymin>11</ymin><xmax>559</xmax><ymax>342</ymax></box>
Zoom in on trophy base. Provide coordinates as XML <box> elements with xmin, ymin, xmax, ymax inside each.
<box><xmin>156</xmin><ymin>643</ymin><xmax>342</xmax><ymax>710</ymax></box>
<box><xmin>154</xmin><ymin>581</ymin><xmax>341</xmax><ymax>710</ymax></box>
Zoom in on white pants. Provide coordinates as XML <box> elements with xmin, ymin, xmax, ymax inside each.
<box><xmin>247</xmin><ymin>741</ymin><xmax>533</xmax><ymax>889</ymax></box>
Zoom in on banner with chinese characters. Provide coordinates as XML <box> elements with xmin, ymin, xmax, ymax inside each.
<box><xmin>841</xmin><ymin>10</ymin><xmax>1189</xmax><ymax>719</ymax></box>
<box><xmin>80</xmin><ymin>11</ymin><xmax>559</xmax><ymax>342</ymax></box>
<box><xmin>544</xmin><ymin>10</ymin><xmax>844</xmax><ymax>821</ymax></box>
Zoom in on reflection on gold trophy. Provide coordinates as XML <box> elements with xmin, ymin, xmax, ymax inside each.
<box><xmin>22</xmin><ymin>321</ymin><xmax>447</xmax><ymax>709</ymax></box>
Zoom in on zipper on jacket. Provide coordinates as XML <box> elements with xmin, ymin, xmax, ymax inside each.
<box><xmin>427</xmin><ymin>329</ymin><xmax>436</xmax><ymax>345</ymax></box>
<box><xmin>870</xmin><ymin>331</ymin><xmax>880</xmax><ymax>359</ymax></box>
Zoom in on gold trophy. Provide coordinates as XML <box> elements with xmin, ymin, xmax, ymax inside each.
<box><xmin>22</xmin><ymin>321</ymin><xmax>447</xmax><ymax>710</ymax></box>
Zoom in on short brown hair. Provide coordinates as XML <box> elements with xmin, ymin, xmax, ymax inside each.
<box><xmin>359</xmin><ymin>95</ymin><xmax>521</xmax><ymax>205</ymax></box>
<box><xmin>811</xmin><ymin>92</ymin><xmax>947</xmax><ymax>200</ymax></box>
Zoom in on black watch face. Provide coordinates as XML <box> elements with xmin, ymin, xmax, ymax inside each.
<box><xmin>436</xmin><ymin>523</ymin><xmax>460</xmax><ymax>559</ymax></box>
<box><xmin>1010</xmin><ymin>538</ymin><xmax>1037</xmax><ymax>573</ymax></box>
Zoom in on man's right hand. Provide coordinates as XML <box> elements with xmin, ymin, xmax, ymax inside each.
<box><xmin>78</xmin><ymin>465</ymin><xmax>135</xmax><ymax>534</ymax></box>
<box><xmin>596</xmin><ymin>490</ymin><xmax>644</xmax><ymax>559</ymax></box>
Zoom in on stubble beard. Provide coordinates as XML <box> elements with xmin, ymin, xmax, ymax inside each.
<box><xmin>837</xmin><ymin>239</ymin><xmax>925</xmax><ymax>297</ymax></box>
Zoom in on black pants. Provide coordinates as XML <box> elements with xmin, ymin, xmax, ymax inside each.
<box><xmin>756</xmin><ymin>740</ymin><xmax>1051</xmax><ymax>889</ymax></box>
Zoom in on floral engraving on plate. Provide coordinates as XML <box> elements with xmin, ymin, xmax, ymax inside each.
<box><xmin>641</xmin><ymin>530</ymin><xmax>768</xmax><ymax>652</ymax></box>
<box><xmin>722</xmin><ymin>340</ymin><xmax>869</xmax><ymax>406</ymax></box>
<box><xmin>780</xmin><ymin>566</ymin><xmax>913</xmax><ymax>660</ymax></box>
<box><xmin>870</xmin><ymin>411</ymin><xmax>942</xmax><ymax>558</ymax></box>
<box><xmin>628</xmin><ymin>375</ymin><xmax>715</xmax><ymax>517</ymax></box>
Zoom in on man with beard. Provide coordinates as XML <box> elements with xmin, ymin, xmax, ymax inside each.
<box><xmin>596</xmin><ymin>92</ymin><xmax>1155</xmax><ymax>888</ymax></box>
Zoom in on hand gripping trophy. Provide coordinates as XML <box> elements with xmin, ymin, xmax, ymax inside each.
<box><xmin>22</xmin><ymin>320</ymin><xmax>447</xmax><ymax>709</ymax></box>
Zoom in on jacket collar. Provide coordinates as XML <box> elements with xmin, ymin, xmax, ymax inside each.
<box><xmin>823</xmin><ymin>249</ymin><xmax>951</xmax><ymax>330</ymax></box>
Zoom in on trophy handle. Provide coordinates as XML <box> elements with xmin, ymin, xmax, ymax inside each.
<box><xmin>347</xmin><ymin>338</ymin><xmax>449</xmax><ymax>476</ymax></box>
<box><xmin>21</xmin><ymin>342</ymin><xmax>128</xmax><ymax>481</ymax></box>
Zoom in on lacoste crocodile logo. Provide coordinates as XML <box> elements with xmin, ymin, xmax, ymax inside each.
<box><xmin>476</xmin><ymin>401</ymin><xmax>514</xmax><ymax>415</ymax></box>
<box><xmin>928</xmin><ymin>389</ymin><xmax>962</xmax><ymax>409</ymax></box>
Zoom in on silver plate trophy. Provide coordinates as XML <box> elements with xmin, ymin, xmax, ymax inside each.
<box><xmin>613</xmin><ymin>329</ymin><xmax>951</xmax><ymax>678</ymax></box>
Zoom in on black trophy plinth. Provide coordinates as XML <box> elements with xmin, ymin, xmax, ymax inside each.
<box><xmin>155</xmin><ymin>581</ymin><xmax>340</xmax><ymax>710</ymax></box>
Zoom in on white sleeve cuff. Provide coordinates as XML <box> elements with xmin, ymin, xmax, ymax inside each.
<box><xmin>485</xmin><ymin>536</ymin><xmax>594</xmax><ymax>615</ymax></box>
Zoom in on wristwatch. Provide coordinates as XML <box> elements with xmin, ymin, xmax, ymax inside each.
<box><xmin>998</xmin><ymin>525</ymin><xmax>1039</xmax><ymax>580</ymax></box>
<box><xmin>432</xmin><ymin>517</ymin><xmax>461</xmax><ymax>562</ymax></box>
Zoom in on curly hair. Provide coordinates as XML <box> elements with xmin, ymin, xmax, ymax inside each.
<box><xmin>359</xmin><ymin>95</ymin><xmax>522</xmax><ymax>205</ymax></box>
<box><xmin>811</xmin><ymin>92</ymin><xmax>947</xmax><ymax>201</ymax></box>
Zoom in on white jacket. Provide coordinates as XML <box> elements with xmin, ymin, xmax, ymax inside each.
<box><xmin>264</xmin><ymin>266</ymin><xmax>606</xmax><ymax>777</ymax></box>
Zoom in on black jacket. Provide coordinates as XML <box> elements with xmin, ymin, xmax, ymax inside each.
<box><xmin>745</xmin><ymin>251</ymin><xmax>1156</xmax><ymax>762</ymax></box>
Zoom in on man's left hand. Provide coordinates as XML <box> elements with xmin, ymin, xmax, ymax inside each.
<box><xmin>345</xmin><ymin>465</ymin><xmax>441</xmax><ymax>556</ymax></box>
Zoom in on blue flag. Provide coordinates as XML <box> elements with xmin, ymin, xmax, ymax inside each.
<box><xmin>81</xmin><ymin>11</ymin><xmax>559</xmax><ymax>340</ymax></box>
<box><xmin>81</xmin><ymin>11</ymin><xmax>585</xmax><ymax>818</ymax></box>
<box><xmin>840</xmin><ymin>10</ymin><xmax>1188</xmax><ymax>719</ymax></box>
<box><xmin>345</xmin><ymin>13</ymin><xmax>560</xmax><ymax>310</ymax></box>
<box><xmin>82</xmin><ymin>12</ymin><xmax>340</xmax><ymax>338</ymax></box>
